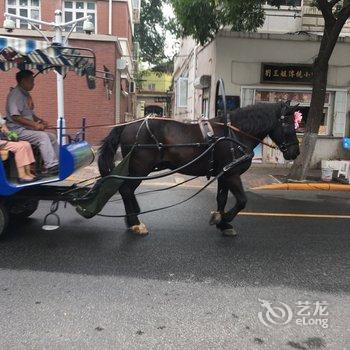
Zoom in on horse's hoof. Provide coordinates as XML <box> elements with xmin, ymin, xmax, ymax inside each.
<box><xmin>130</xmin><ymin>223</ymin><xmax>149</xmax><ymax>236</ymax></box>
<box><xmin>209</xmin><ymin>211</ymin><xmax>222</xmax><ymax>225</ymax></box>
<box><xmin>222</xmin><ymin>228</ymin><xmax>238</xmax><ymax>237</ymax></box>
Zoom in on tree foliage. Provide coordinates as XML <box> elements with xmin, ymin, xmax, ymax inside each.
<box><xmin>151</xmin><ymin>59</ymin><xmax>174</xmax><ymax>75</ymax></box>
<box><xmin>171</xmin><ymin>0</ymin><xmax>265</xmax><ymax>44</ymax></box>
<box><xmin>134</xmin><ymin>0</ymin><xmax>167</xmax><ymax>65</ymax></box>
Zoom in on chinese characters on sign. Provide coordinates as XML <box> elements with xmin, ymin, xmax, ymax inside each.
<box><xmin>255</xmin><ymin>91</ymin><xmax>330</xmax><ymax>104</ymax></box>
<box><xmin>261</xmin><ymin>64</ymin><xmax>314</xmax><ymax>84</ymax></box>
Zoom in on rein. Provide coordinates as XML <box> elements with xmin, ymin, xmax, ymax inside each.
<box><xmin>47</xmin><ymin>116</ymin><xmax>279</xmax><ymax>150</ymax></box>
<box><xmin>214</xmin><ymin>122</ymin><xmax>278</xmax><ymax>150</ymax></box>
<box><xmin>46</xmin><ymin>116</ymin><xmax>172</xmax><ymax>131</ymax></box>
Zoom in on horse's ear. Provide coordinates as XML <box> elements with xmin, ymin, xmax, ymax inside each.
<box><xmin>288</xmin><ymin>103</ymin><xmax>300</xmax><ymax>114</ymax></box>
<box><xmin>281</xmin><ymin>101</ymin><xmax>289</xmax><ymax>115</ymax></box>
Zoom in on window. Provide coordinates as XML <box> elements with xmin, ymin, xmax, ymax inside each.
<box><xmin>295</xmin><ymin>106</ymin><xmax>328</xmax><ymax>134</ymax></box>
<box><xmin>148</xmin><ymin>83</ymin><xmax>156</xmax><ymax>91</ymax></box>
<box><xmin>202</xmin><ymin>88</ymin><xmax>210</xmax><ymax>118</ymax></box>
<box><xmin>132</xmin><ymin>0</ymin><xmax>141</xmax><ymax>10</ymax></box>
<box><xmin>6</xmin><ymin>0</ymin><xmax>40</xmax><ymax>29</ymax></box>
<box><xmin>255</xmin><ymin>89</ymin><xmax>333</xmax><ymax>135</ymax></box>
<box><xmin>177</xmin><ymin>77</ymin><xmax>188</xmax><ymax>108</ymax></box>
<box><xmin>63</xmin><ymin>1</ymin><xmax>96</xmax><ymax>33</ymax></box>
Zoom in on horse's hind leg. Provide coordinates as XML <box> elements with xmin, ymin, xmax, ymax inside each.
<box><xmin>130</xmin><ymin>189</ymin><xmax>141</xmax><ymax>214</ymax></box>
<box><xmin>217</xmin><ymin>174</ymin><xmax>247</xmax><ymax>237</ymax></box>
<box><xmin>119</xmin><ymin>180</ymin><xmax>148</xmax><ymax>235</ymax></box>
<box><xmin>119</xmin><ymin>151</ymin><xmax>157</xmax><ymax>236</ymax></box>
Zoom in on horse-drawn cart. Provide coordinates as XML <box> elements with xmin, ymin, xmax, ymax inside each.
<box><xmin>0</xmin><ymin>8</ymin><xmax>302</xmax><ymax>239</ymax></box>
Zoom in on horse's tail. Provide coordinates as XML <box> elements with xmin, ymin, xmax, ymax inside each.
<box><xmin>98</xmin><ymin>125</ymin><xmax>125</xmax><ymax>177</ymax></box>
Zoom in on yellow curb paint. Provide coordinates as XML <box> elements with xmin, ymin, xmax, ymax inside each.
<box><xmin>239</xmin><ymin>212</ymin><xmax>350</xmax><ymax>219</ymax></box>
<box><xmin>251</xmin><ymin>183</ymin><xmax>350</xmax><ymax>191</ymax></box>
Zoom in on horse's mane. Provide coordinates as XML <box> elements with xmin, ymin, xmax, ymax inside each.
<box><xmin>229</xmin><ymin>103</ymin><xmax>281</xmax><ymax>136</ymax></box>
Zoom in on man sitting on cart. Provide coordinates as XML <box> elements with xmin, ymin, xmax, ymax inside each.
<box><xmin>5</xmin><ymin>70</ymin><xmax>59</xmax><ymax>176</ymax></box>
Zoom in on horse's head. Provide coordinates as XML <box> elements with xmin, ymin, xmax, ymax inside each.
<box><xmin>268</xmin><ymin>102</ymin><xmax>301</xmax><ymax>160</ymax></box>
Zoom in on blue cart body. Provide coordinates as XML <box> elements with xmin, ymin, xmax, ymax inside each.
<box><xmin>0</xmin><ymin>141</ymin><xmax>94</xmax><ymax>196</ymax></box>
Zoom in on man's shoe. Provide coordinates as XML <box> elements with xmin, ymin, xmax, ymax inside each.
<box><xmin>40</xmin><ymin>165</ymin><xmax>59</xmax><ymax>177</ymax></box>
<box><xmin>47</xmin><ymin>165</ymin><xmax>59</xmax><ymax>176</ymax></box>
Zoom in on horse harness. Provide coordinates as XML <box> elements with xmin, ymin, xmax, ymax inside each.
<box><xmin>141</xmin><ymin>116</ymin><xmax>243</xmax><ymax>179</ymax></box>
<box><xmin>278</xmin><ymin>113</ymin><xmax>300</xmax><ymax>153</ymax></box>
<box><xmin>197</xmin><ymin>116</ymin><xmax>216</xmax><ymax>178</ymax></box>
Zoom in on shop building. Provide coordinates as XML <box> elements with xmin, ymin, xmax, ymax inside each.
<box><xmin>173</xmin><ymin>30</ymin><xmax>350</xmax><ymax>166</ymax></box>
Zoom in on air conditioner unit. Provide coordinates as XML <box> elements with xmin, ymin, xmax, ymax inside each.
<box><xmin>194</xmin><ymin>75</ymin><xmax>211</xmax><ymax>89</ymax></box>
<box><xmin>133</xmin><ymin>8</ymin><xmax>140</xmax><ymax>23</ymax></box>
<box><xmin>117</xmin><ymin>58</ymin><xmax>128</xmax><ymax>71</ymax></box>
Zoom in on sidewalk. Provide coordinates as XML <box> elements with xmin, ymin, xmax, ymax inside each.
<box><xmin>67</xmin><ymin>161</ymin><xmax>348</xmax><ymax>191</ymax></box>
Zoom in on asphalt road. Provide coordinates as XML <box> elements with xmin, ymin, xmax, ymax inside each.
<box><xmin>0</xmin><ymin>187</ymin><xmax>349</xmax><ymax>350</ymax></box>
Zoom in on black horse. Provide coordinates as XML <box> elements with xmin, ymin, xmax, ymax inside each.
<box><xmin>98</xmin><ymin>102</ymin><xmax>300</xmax><ymax>236</ymax></box>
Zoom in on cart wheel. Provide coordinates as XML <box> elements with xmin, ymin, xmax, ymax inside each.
<box><xmin>8</xmin><ymin>199</ymin><xmax>39</xmax><ymax>219</ymax></box>
<box><xmin>0</xmin><ymin>203</ymin><xmax>9</xmax><ymax>239</ymax></box>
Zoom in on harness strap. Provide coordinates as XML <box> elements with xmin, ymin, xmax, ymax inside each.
<box><xmin>198</xmin><ymin>116</ymin><xmax>216</xmax><ymax>179</ymax></box>
<box><xmin>145</xmin><ymin>118</ymin><xmax>160</xmax><ymax>146</ymax></box>
<box><xmin>198</xmin><ymin>116</ymin><xmax>214</xmax><ymax>142</ymax></box>
<box><xmin>214</xmin><ymin>122</ymin><xmax>278</xmax><ymax>150</ymax></box>
<box><xmin>145</xmin><ymin>117</ymin><xmax>164</xmax><ymax>158</ymax></box>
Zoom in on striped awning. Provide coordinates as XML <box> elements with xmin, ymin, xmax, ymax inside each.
<box><xmin>0</xmin><ymin>36</ymin><xmax>95</xmax><ymax>77</ymax></box>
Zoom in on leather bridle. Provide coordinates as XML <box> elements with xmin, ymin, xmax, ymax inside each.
<box><xmin>277</xmin><ymin>113</ymin><xmax>299</xmax><ymax>153</ymax></box>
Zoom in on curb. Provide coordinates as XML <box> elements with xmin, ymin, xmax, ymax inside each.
<box><xmin>251</xmin><ymin>183</ymin><xmax>350</xmax><ymax>191</ymax></box>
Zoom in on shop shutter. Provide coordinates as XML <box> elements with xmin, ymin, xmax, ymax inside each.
<box><xmin>241</xmin><ymin>88</ymin><xmax>255</xmax><ymax>107</ymax></box>
<box><xmin>333</xmin><ymin>91</ymin><xmax>347</xmax><ymax>137</ymax></box>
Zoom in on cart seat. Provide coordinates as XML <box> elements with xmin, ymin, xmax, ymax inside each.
<box><xmin>0</xmin><ymin>141</ymin><xmax>94</xmax><ymax>196</ymax></box>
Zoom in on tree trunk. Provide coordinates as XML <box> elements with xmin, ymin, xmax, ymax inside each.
<box><xmin>288</xmin><ymin>6</ymin><xmax>350</xmax><ymax>180</ymax></box>
<box><xmin>288</xmin><ymin>58</ymin><xmax>329</xmax><ymax>180</ymax></box>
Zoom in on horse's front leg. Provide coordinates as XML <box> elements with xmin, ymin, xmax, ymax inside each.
<box><xmin>217</xmin><ymin>174</ymin><xmax>247</xmax><ymax>236</ymax></box>
<box><xmin>209</xmin><ymin>177</ymin><xmax>235</xmax><ymax>235</ymax></box>
<box><xmin>210</xmin><ymin>177</ymin><xmax>228</xmax><ymax>224</ymax></box>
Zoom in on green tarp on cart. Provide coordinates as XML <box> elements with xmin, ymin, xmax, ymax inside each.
<box><xmin>73</xmin><ymin>153</ymin><xmax>131</xmax><ymax>219</ymax></box>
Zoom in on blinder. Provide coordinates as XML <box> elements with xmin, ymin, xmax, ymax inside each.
<box><xmin>277</xmin><ymin>113</ymin><xmax>299</xmax><ymax>153</ymax></box>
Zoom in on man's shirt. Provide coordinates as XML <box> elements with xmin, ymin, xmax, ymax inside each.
<box><xmin>6</xmin><ymin>85</ymin><xmax>35</xmax><ymax>131</ymax></box>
